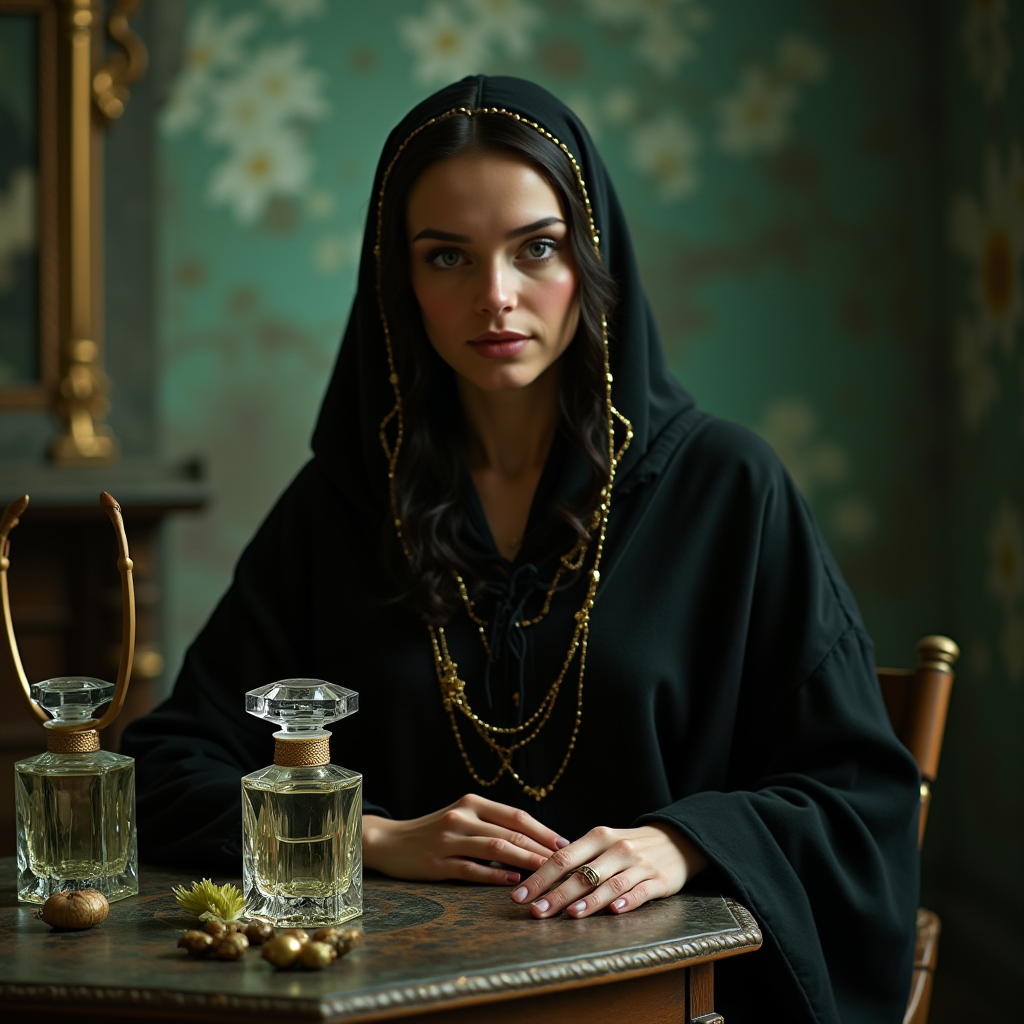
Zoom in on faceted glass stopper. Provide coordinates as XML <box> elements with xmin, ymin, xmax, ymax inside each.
<box><xmin>245</xmin><ymin>679</ymin><xmax>358</xmax><ymax>734</ymax></box>
<box><xmin>31</xmin><ymin>677</ymin><xmax>113</xmax><ymax>724</ymax></box>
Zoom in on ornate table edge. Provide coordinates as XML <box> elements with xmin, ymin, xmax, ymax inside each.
<box><xmin>0</xmin><ymin>898</ymin><xmax>762</xmax><ymax>1022</ymax></box>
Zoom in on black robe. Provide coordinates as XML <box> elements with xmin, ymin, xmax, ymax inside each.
<box><xmin>121</xmin><ymin>77</ymin><xmax>920</xmax><ymax>1024</ymax></box>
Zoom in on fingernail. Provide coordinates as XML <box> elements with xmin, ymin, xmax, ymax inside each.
<box><xmin>511</xmin><ymin>886</ymin><xmax>528</xmax><ymax>902</ymax></box>
<box><xmin>555</xmin><ymin>836</ymin><xmax>570</xmax><ymax>849</ymax></box>
<box><xmin>506</xmin><ymin>873</ymin><xmax>520</xmax><ymax>885</ymax></box>
<box><xmin>533</xmin><ymin>899</ymin><xmax>550</xmax><ymax>912</ymax></box>
<box><xmin>612</xmin><ymin>898</ymin><xmax>627</xmax><ymax>912</ymax></box>
<box><xmin>571</xmin><ymin>901</ymin><xmax>586</xmax><ymax>915</ymax></box>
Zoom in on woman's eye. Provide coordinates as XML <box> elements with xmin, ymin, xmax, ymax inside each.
<box><xmin>522</xmin><ymin>239</ymin><xmax>557</xmax><ymax>260</ymax></box>
<box><xmin>428</xmin><ymin>249</ymin><xmax>467</xmax><ymax>269</ymax></box>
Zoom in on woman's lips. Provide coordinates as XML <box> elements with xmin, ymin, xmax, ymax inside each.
<box><xmin>469</xmin><ymin>332</ymin><xmax>530</xmax><ymax>358</ymax></box>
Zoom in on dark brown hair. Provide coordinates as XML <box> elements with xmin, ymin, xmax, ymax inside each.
<box><xmin>379</xmin><ymin>98</ymin><xmax>617</xmax><ymax>625</ymax></box>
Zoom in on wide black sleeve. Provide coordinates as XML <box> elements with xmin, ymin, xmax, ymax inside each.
<box><xmin>120</xmin><ymin>463</ymin><xmax>392</xmax><ymax>869</ymax></box>
<box><xmin>635</xmin><ymin>425</ymin><xmax>920</xmax><ymax>1024</ymax></box>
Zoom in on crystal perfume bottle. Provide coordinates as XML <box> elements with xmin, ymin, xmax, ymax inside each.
<box><xmin>242</xmin><ymin>679</ymin><xmax>362</xmax><ymax>927</ymax></box>
<box><xmin>1</xmin><ymin>493</ymin><xmax>138</xmax><ymax>904</ymax></box>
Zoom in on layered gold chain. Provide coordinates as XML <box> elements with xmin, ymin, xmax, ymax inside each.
<box><xmin>374</xmin><ymin>106</ymin><xmax>632</xmax><ymax>801</ymax></box>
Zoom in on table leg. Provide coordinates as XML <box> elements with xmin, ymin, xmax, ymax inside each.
<box><xmin>687</xmin><ymin>961</ymin><xmax>725</xmax><ymax>1024</ymax></box>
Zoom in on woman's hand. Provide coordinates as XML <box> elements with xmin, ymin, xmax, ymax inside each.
<box><xmin>510</xmin><ymin>823</ymin><xmax>709</xmax><ymax>918</ymax></box>
<box><xmin>363</xmin><ymin>794</ymin><xmax>570</xmax><ymax>885</ymax></box>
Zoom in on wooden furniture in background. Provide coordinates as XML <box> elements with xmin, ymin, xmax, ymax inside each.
<box><xmin>0</xmin><ymin>860</ymin><xmax>762</xmax><ymax>1023</ymax></box>
<box><xmin>878</xmin><ymin>634</ymin><xmax>958</xmax><ymax>1024</ymax></box>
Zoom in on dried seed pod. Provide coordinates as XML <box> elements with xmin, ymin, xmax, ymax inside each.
<box><xmin>203</xmin><ymin>919</ymin><xmax>229</xmax><ymax>940</ymax></box>
<box><xmin>337</xmin><ymin>927</ymin><xmax>364</xmax><ymax>955</ymax></box>
<box><xmin>299</xmin><ymin>941</ymin><xmax>334</xmax><ymax>971</ymax></box>
<box><xmin>261</xmin><ymin>935</ymin><xmax>304</xmax><ymax>969</ymax></box>
<box><xmin>245</xmin><ymin>919</ymin><xmax>275</xmax><ymax>945</ymax></box>
<box><xmin>40</xmin><ymin>890</ymin><xmax>110</xmax><ymax>930</ymax></box>
<box><xmin>213</xmin><ymin>933</ymin><xmax>248</xmax><ymax>961</ymax></box>
<box><xmin>177</xmin><ymin>930</ymin><xmax>214</xmax><ymax>956</ymax></box>
<box><xmin>282</xmin><ymin>928</ymin><xmax>308</xmax><ymax>944</ymax></box>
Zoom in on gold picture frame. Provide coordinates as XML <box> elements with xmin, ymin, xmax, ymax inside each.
<box><xmin>0</xmin><ymin>0</ymin><xmax>146</xmax><ymax>462</ymax></box>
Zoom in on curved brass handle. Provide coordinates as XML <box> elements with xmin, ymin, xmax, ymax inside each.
<box><xmin>0</xmin><ymin>492</ymin><xmax>135</xmax><ymax>732</ymax></box>
<box><xmin>0</xmin><ymin>495</ymin><xmax>46</xmax><ymax>725</ymax></box>
<box><xmin>92</xmin><ymin>492</ymin><xmax>135</xmax><ymax>731</ymax></box>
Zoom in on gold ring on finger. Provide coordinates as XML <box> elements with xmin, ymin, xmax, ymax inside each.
<box><xmin>575</xmin><ymin>863</ymin><xmax>600</xmax><ymax>886</ymax></box>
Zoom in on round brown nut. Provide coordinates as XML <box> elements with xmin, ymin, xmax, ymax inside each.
<box><xmin>282</xmin><ymin>928</ymin><xmax>308</xmax><ymax>943</ymax></box>
<box><xmin>338</xmin><ymin>927</ymin><xmax>364</xmax><ymax>955</ymax></box>
<box><xmin>40</xmin><ymin>890</ymin><xmax>109</xmax><ymax>930</ymax></box>
<box><xmin>203</xmin><ymin>919</ymin><xmax>229</xmax><ymax>940</ymax></box>
<box><xmin>245</xmin><ymin>919</ymin><xmax>275</xmax><ymax>945</ymax></box>
<box><xmin>312</xmin><ymin>927</ymin><xmax>340</xmax><ymax>945</ymax></box>
<box><xmin>300</xmin><ymin>941</ymin><xmax>334</xmax><ymax>971</ymax></box>
<box><xmin>214</xmin><ymin>933</ymin><xmax>248</xmax><ymax>961</ymax></box>
<box><xmin>177</xmin><ymin>930</ymin><xmax>214</xmax><ymax>956</ymax></box>
<box><xmin>261</xmin><ymin>935</ymin><xmax>304</xmax><ymax>969</ymax></box>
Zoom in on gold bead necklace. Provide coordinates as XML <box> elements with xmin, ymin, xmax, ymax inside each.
<box><xmin>374</xmin><ymin>106</ymin><xmax>633</xmax><ymax>801</ymax></box>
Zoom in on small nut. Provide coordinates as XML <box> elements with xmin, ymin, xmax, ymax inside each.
<box><xmin>261</xmin><ymin>935</ymin><xmax>304</xmax><ymax>969</ymax></box>
<box><xmin>177</xmin><ymin>930</ymin><xmax>214</xmax><ymax>956</ymax></box>
<box><xmin>300</xmin><ymin>941</ymin><xmax>334</xmax><ymax>970</ymax></box>
<box><xmin>338</xmin><ymin>927</ymin><xmax>364</xmax><ymax>955</ymax></box>
<box><xmin>203</xmin><ymin>920</ymin><xmax>229</xmax><ymax>940</ymax></box>
<box><xmin>214</xmin><ymin>933</ymin><xmax>248</xmax><ymax>961</ymax></box>
<box><xmin>282</xmin><ymin>928</ymin><xmax>308</xmax><ymax>943</ymax></box>
<box><xmin>312</xmin><ymin>927</ymin><xmax>340</xmax><ymax>945</ymax></box>
<box><xmin>245</xmin><ymin>919</ymin><xmax>275</xmax><ymax>945</ymax></box>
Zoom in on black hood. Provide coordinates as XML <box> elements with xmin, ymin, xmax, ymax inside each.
<box><xmin>310</xmin><ymin>75</ymin><xmax>695</xmax><ymax>520</ymax></box>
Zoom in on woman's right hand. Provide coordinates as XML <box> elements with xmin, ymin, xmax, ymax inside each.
<box><xmin>363</xmin><ymin>794</ymin><xmax>570</xmax><ymax>885</ymax></box>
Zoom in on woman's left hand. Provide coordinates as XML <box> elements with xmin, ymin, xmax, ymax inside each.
<box><xmin>510</xmin><ymin>823</ymin><xmax>709</xmax><ymax>918</ymax></box>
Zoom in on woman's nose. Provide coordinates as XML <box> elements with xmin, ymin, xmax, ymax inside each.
<box><xmin>475</xmin><ymin>261</ymin><xmax>515</xmax><ymax>317</ymax></box>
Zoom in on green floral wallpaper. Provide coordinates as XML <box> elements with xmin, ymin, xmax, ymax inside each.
<box><xmin>156</xmin><ymin>0</ymin><xmax>1021</xmax><ymax>1005</ymax></box>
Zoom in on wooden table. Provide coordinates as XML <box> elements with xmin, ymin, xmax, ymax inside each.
<box><xmin>0</xmin><ymin>859</ymin><xmax>761</xmax><ymax>1023</ymax></box>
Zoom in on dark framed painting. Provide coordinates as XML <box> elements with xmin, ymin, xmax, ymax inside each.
<box><xmin>0</xmin><ymin>0</ymin><xmax>59</xmax><ymax>409</ymax></box>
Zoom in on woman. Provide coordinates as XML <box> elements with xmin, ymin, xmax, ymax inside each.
<box><xmin>123</xmin><ymin>76</ymin><xmax>920</xmax><ymax>1023</ymax></box>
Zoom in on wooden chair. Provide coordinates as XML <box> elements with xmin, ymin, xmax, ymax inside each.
<box><xmin>878</xmin><ymin>635</ymin><xmax>959</xmax><ymax>1024</ymax></box>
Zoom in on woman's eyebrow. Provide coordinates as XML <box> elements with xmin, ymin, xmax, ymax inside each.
<box><xmin>410</xmin><ymin>217</ymin><xmax>565</xmax><ymax>244</ymax></box>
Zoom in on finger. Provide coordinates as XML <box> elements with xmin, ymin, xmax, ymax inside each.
<box><xmin>511</xmin><ymin>826</ymin><xmax>617</xmax><ymax>905</ymax></box>
<box><xmin>449</xmin><ymin>834</ymin><xmax>551</xmax><ymax>873</ymax></box>
<box><xmin>567</xmin><ymin>866</ymin><xmax>660</xmax><ymax>919</ymax></box>
<box><xmin>438</xmin><ymin>857</ymin><xmax>523</xmax><ymax>886</ymax></box>
<box><xmin>466</xmin><ymin>795</ymin><xmax>570</xmax><ymax>853</ymax></box>
<box><xmin>527</xmin><ymin>847</ymin><xmax>629</xmax><ymax>919</ymax></box>
<box><xmin>472</xmin><ymin>820</ymin><xmax>557</xmax><ymax>860</ymax></box>
<box><xmin>606</xmin><ymin>876</ymin><xmax>666</xmax><ymax>915</ymax></box>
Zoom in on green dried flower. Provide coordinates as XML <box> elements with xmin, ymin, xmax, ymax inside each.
<box><xmin>172</xmin><ymin>879</ymin><xmax>246</xmax><ymax>924</ymax></box>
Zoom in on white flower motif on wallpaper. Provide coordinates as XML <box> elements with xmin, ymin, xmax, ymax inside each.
<box><xmin>399</xmin><ymin>0</ymin><xmax>543</xmax><ymax>85</ymax></box>
<box><xmin>755</xmin><ymin>398</ymin><xmax>874</xmax><ymax>546</ymax></box>
<box><xmin>949</xmin><ymin>145</ymin><xmax>1024</xmax><ymax>359</ymax></box>
<box><xmin>264</xmin><ymin>0</ymin><xmax>326</xmax><ymax>24</ymax></box>
<box><xmin>718</xmin><ymin>34</ymin><xmax>827</xmax><ymax>156</ymax></box>
<box><xmin>312</xmin><ymin>231</ymin><xmax>363</xmax><ymax>275</ymax></box>
<box><xmin>953</xmin><ymin>317</ymin><xmax>1000</xmax><ymax>429</ymax></box>
<box><xmin>989</xmin><ymin>499</ymin><xmax>1024</xmax><ymax>686</ymax></box>
<box><xmin>162</xmin><ymin>6</ymin><xmax>259</xmax><ymax>136</ymax></box>
<box><xmin>463</xmin><ymin>0</ymin><xmax>543</xmax><ymax>58</ymax></box>
<box><xmin>207</xmin><ymin>128</ymin><xmax>312</xmax><ymax>225</ymax></box>
<box><xmin>963</xmin><ymin>0</ymin><xmax>1012</xmax><ymax>103</ymax></box>
<box><xmin>162</xmin><ymin>5</ymin><xmax>329</xmax><ymax>227</ymax></box>
<box><xmin>583</xmin><ymin>0</ymin><xmax>709</xmax><ymax>79</ymax></box>
<box><xmin>208</xmin><ymin>42</ymin><xmax>328</xmax><ymax>145</ymax></box>
<box><xmin>629</xmin><ymin>113</ymin><xmax>700</xmax><ymax>200</ymax></box>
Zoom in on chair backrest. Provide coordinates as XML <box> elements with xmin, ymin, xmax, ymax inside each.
<box><xmin>877</xmin><ymin>635</ymin><xmax>958</xmax><ymax>848</ymax></box>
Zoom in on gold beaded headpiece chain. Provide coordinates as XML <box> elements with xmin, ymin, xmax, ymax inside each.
<box><xmin>373</xmin><ymin>106</ymin><xmax>633</xmax><ymax>801</ymax></box>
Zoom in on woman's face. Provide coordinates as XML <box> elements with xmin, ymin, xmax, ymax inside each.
<box><xmin>406</xmin><ymin>152</ymin><xmax>580</xmax><ymax>395</ymax></box>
